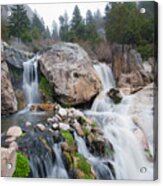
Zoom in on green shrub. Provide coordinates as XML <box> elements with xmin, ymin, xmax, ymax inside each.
<box><xmin>39</xmin><ymin>75</ymin><xmax>54</xmax><ymax>102</ymax></box>
<box><xmin>137</xmin><ymin>44</ymin><xmax>154</xmax><ymax>60</ymax></box>
<box><xmin>61</xmin><ymin>130</ymin><xmax>74</xmax><ymax>145</ymax></box>
<box><xmin>75</xmin><ymin>153</ymin><xmax>91</xmax><ymax>174</ymax></box>
<box><xmin>83</xmin><ymin>128</ymin><xmax>89</xmax><ymax>136</ymax></box>
<box><xmin>13</xmin><ymin>152</ymin><xmax>30</xmax><ymax>177</ymax></box>
<box><xmin>77</xmin><ymin>116</ymin><xmax>87</xmax><ymax>126</ymax></box>
<box><xmin>92</xmin><ymin>121</ymin><xmax>97</xmax><ymax>128</ymax></box>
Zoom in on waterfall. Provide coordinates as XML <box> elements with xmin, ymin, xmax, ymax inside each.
<box><xmin>23</xmin><ymin>55</ymin><xmax>41</xmax><ymax>105</ymax></box>
<box><xmin>85</xmin><ymin>63</ymin><xmax>153</xmax><ymax>180</ymax></box>
<box><xmin>74</xmin><ymin>132</ymin><xmax>114</xmax><ymax>180</ymax></box>
<box><xmin>49</xmin><ymin>144</ymin><xmax>69</xmax><ymax>179</ymax></box>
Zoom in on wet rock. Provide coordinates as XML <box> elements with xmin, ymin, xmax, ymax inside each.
<box><xmin>1</xmin><ymin>146</ymin><xmax>17</xmax><ymax>177</ymax></box>
<box><xmin>60</xmin><ymin>142</ymin><xmax>69</xmax><ymax>151</ymax></box>
<box><xmin>58</xmin><ymin>107</ymin><xmax>67</xmax><ymax>118</ymax></box>
<box><xmin>7</xmin><ymin>126</ymin><xmax>22</xmax><ymax>138</ymax></box>
<box><xmin>47</xmin><ymin>118</ymin><xmax>54</xmax><ymax>125</ymax></box>
<box><xmin>52</xmin><ymin>123</ymin><xmax>59</xmax><ymax>130</ymax></box>
<box><xmin>107</xmin><ymin>88</ymin><xmax>123</xmax><ymax>104</ymax></box>
<box><xmin>55</xmin><ymin>114</ymin><xmax>62</xmax><ymax>122</ymax></box>
<box><xmin>30</xmin><ymin>103</ymin><xmax>57</xmax><ymax>112</ymax></box>
<box><xmin>68</xmin><ymin>108</ymin><xmax>84</xmax><ymax>118</ymax></box>
<box><xmin>59</xmin><ymin>123</ymin><xmax>70</xmax><ymax>131</ymax></box>
<box><xmin>40</xmin><ymin>42</ymin><xmax>102</xmax><ymax>106</ymax></box>
<box><xmin>134</xmin><ymin>128</ymin><xmax>149</xmax><ymax>150</ymax></box>
<box><xmin>36</xmin><ymin>123</ymin><xmax>46</xmax><ymax>132</ymax></box>
<box><xmin>25</xmin><ymin>121</ymin><xmax>32</xmax><ymax>127</ymax></box>
<box><xmin>71</xmin><ymin>120</ymin><xmax>84</xmax><ymax>136</ymax></box>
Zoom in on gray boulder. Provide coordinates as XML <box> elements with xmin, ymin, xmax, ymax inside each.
<box><xmin>39</xmin><ymin>42</ymin><xmax>102</xmax><ymax>106</ymax></box>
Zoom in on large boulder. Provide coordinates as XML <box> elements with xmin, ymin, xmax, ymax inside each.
<box><xmin>1</xmin><ymin>60</ymin><xmax>18</xmax><ymax>115</ymax></box>
<box><xmin>1</xmin><ymin>145</ymin><xmax>17</xmax><ymax>177</ymax></box>
<box><xmin>39</xmin><ymin>42</ymin><xmax>102</xmax><ymax>106</ymax></box>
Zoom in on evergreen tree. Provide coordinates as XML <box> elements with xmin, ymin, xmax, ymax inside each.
<box><xmin>8</xmin><ymin>5</ymin><xmax>30</xmax><ymax>41</ymax></box>
<box><xmin>105</xmin><ymin>2</ymin><xmax>141</xmax><ymax>46</ymax></box>
<box><xmin>71</xmin><ymin>5</ymin><xmax>85</xmax><ymax>41</ymax></box>
<box><xmin>52</xmin><ymin>20</ymin><xmax>59</xmax><ymax>40</ymax></box>
<box><xmin>86</xmin><ymin>10</ymin><xmax>94</xmax><ymax>25</ymax></box>
<box><xmin>59</xmin><ymin>12</ymin><xmax>69</xmax><ymax>41</ymax></box>
<box><xmin>45</xmin><ymin>26</ymin><xmax>51</xmax><ymax>39</ymax></box>
<box><xmin>31</xmin><ymin>12</ymin><xmax>46</xmax><ymax>39</ymax></box>
<box><xmin>94</xmin><ymin>9</ymin><xmax>104</xmax><ymax>30</ymax></box>
<box><xmin>85</xmin><ymin>10</ymin><xmax>100</xmax><ymax>43</ymax></box>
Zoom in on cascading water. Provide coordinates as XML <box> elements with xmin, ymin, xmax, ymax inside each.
<box><xmin>74</xmin><ymin>132</ymin><xmax>115</xmax><ymax>179</ymax></box>
<box><xmin>49</xmin><ymin>144</ymin><xmax>69</xmax><ymax>179</ymax></box>
<box><xmin>23</xmin><ymin>55</ymin><xmax>41</xmax><ymax>105</ymax></box>
<box><xmin>85</xmin><ymin>63</ymin><xmax>153</xmax><ymax>180</ymax></box>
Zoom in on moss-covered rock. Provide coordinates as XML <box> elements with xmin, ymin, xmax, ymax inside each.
<box><xmin>39</xmin><ymin>74</ymin><xmax>54</xmax><ymax>102</ymax></box>
<box><xmin>61</xmin><ymin>130</ymin><xmax>74</xmax><ymax>146</ymax></box>
<box><xmin>74</xmin><ymin>153</ymin><xmax>95</xmax><ymax>179</ymax></box>
<box><xmin>107</xmin><ymin>88</ymin><xmax>123</xmax><ymax>104</ymax></box>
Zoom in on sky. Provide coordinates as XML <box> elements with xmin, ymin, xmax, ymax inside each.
<box><xmin>28</xmin><ymin>2</ymin><xmax>108</xmax><ymax>31</ymax></box>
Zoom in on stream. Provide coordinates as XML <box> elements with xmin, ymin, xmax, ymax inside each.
<box><xmin>1</xmin><ymin>58</ymin><xmax>153</xmax><ymax>180</ymax></box>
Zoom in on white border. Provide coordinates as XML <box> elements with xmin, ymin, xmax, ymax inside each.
<box><xmin>0</xmin><ymin>0</ymin><xmax>162</xmax><ymax>186</ymax></box>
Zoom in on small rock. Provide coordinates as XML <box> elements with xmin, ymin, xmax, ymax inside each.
<box><xmin>7</xmin><ymin>126</ymin><xmax>22</xmax><ymax>138</ymax></box>
<box><xmin>72</xmin><ymin>120</ymin><xmax>84</xmax><ymax>136</ymax></box>
<box><xmin>52</xmin><ymin>123</ymin><xmax>59</xmax><ymax>130</ymax></box>
<box><xmin>55</xmin><ymin>114</ymin><xmax>62</xmax><ymax>122</ymax></box>
<box><xmin>60</xmin><ymin>142</ymin><xmax>69</xmax><ymax>151</ymax></box>
<box><xmin>107</xmin><ymin>88</ymin><xmax>123</xmax><ymax>104</ymax></box>
<box><xmin>48</xmin><ymin>128</ymin><xmax>54</xmax><ymax>133</ymax></box>
<box><xmin>47</xmin><ymin>118</ymin><xmax>54</xmax><ymax>125</ymax></box>
<box><xmin>25</xmin><ymin>121</ymin><xmax>32</xmax><ymax>127</ymax></box>
<box><xmin>59</xmin><ymin>123</ymin><xmax>70</xmax><ymax>131</ymax></box>
<box><xmin>91</xmin><ymin>127</ymin><xmax>103</xmax><ymax>135</ymax></box>
<box><xmin>58</xmin><ymin>108</ymin><xmax>67</xmax><ymax>117</ymax></box>
<box><xmin>5</xmin><ymin>137</ymin><xmax>16</xmax><ymax>143</ymax></box>
<box><xmin>36</xmin><ymin>123</ymin><xmax>46</xmax><ymax>132</ymax></box>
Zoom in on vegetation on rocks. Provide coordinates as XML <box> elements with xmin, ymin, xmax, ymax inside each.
<box><xmin>13</xmin><ymin>151</ymin><xmax>30</xmax><ymax>177</ymax></box>
<box><xmin>39</xmin><ymin>74</ymin><xmax>54</xmax><ymax>102</ymax></box>
<box><xmin>61</xmin><ymin>130</ymin><xmax>74</xmax><ymax>145</ymax></box>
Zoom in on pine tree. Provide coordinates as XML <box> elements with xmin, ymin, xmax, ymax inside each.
<box><xmin>52</xmin><ymin>20</ymin><xmax>59</xmax><ymax>40</ymax></box>
<box><xmin>71</xmin><ymin>5</ymin><xmax>85</xmax><ymax>41</ymax></box>
<box><xmin>45</xmin><ymin>26</ymin><xmax>51</xmax><ymax>39</ymax></box>
<box><xmin>85</xmin><ymin>10</ymin><xmax>100</xmax><ymax>43</ymax></box>
<box><xmin>32</xmin><ymin>12</ymin><xmax>45</xmax><ymax>38</ymax></box>
<box><xmin>8</xmin><ymin>5</ymin><xmax>30</xmax><ymax>41</ymax></box>
<box><xmin>86</xmin><ymin>10</ymin><xmax>94</xmax><ymax>25</ymax></box>
<box><xmin>59</xmin><ymin>12</ymin><xmax>69</xmax><ymax>41</ymax></box>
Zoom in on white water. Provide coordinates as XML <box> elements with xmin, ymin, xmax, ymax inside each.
<box><xmin>23</xmin><ymin>55</ymin><xmax>41</xmax><ymax>104</ymax></box>
<box><xmin>49</xmin><ymin>144</ymin><xmax>69</xmax><ymax>178</ymax></box>
<box><xmin>74</xmin><ymin>132</ymin><xmax>114</xmax><ymax>179</ymax></box>
<box><xmin>85</xmin><ymin>63</ymin><xmax>153</xmax><ymax>180</ymax></box>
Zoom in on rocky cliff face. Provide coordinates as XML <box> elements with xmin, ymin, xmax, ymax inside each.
<box><xmin>1</xmin><ymin>58</ymin><xmax>18</xmax><ymax>115</ymax></box>
<box><xmin>2</xmin><ymin>42</ymin><xmax>33</xmax><ymax>69</ymax></box>
<box><xmin>111</xmin><ymin>45</ymin><xmax>153</xmax><ymax>94</ymax></box>
<box><xmin>39</xmin><ymin>42</ymin><xmax>102</xmax><ymax>106</ymax></box>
